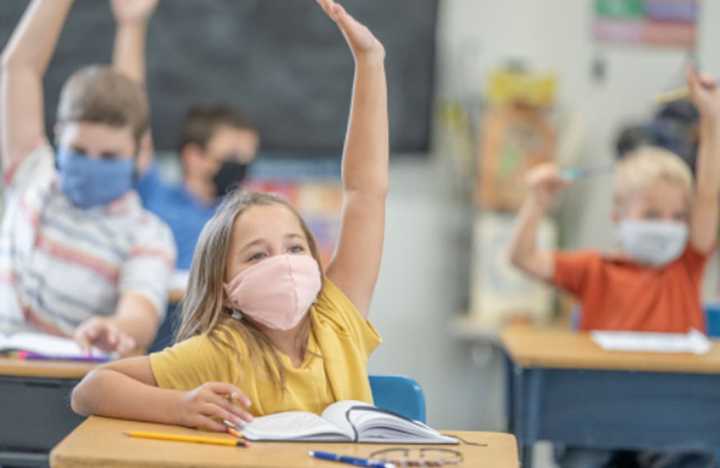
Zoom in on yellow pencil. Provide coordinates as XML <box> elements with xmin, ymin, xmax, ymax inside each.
<box><xmin>125</xmin><ymin>431</ymin><xmax>246</xmax><ymax>447</ymax></box>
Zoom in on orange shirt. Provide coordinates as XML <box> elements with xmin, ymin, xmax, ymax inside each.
<box><xmin>553</xmin><ymin>246</ymin><xmax>709</xmax><ymax>333</ymax></box>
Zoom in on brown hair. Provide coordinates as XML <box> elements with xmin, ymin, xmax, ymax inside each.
<box><xmin>178</xmin><ymin>104</ymin><xmax>257</xmax><ymax>153</ymax></box>
<box><xmin>56</xmin><ymin>65</ymin><xmax>149</xmax><ymax>148</ymax></box>
<box><xmin>175</xmin><ymin>191</ymin><xmax>321</xmax><ymax>390</ymax></box>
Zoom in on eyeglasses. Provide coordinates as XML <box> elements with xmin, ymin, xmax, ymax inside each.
<box><xmin>368</xmin><ymin>448</ymin><xmax>463</xmax><ymax>467</ymax></box>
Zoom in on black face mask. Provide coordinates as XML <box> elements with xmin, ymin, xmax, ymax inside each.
<box><xmin>212</xmin><ymin>160</ymin><xmax>249</xmax><ymax>198</ymax></box>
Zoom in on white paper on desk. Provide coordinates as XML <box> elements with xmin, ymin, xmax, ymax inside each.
<box><xmin>0</xmin><ymin>332</ymin><xmax>109</xmax><ymax>358</ymax></box>
<box><xmin>591</xmin><ymin>330</ymin><xmax>711</xmax><ymax>355</ymax></box>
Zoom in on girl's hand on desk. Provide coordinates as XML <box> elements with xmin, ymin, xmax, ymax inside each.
<box><xmin>176</xmin><ymin>382</ymin><xmax>254</xmax><ymax>432</ymax></box>
<box><xmin>73</xmin><ymin>317</ymin><xmax>136</xmax><ymax>357</ymax></box>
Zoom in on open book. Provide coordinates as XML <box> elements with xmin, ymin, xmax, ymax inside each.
<box><xmin>240</xmin><ymin>400</ymin><xmax>458</xmax><ymax>444</ymax></box>
<box><xmin>0</xmin><ymin>331</ymin><xmax>109</xmax><ymax>361</ymax></box>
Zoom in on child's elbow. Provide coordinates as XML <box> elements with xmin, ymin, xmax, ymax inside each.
<box><xmin>70</xmin><ymin>371</ymin><xmax>97</xmax><ymax>416</ymax></box>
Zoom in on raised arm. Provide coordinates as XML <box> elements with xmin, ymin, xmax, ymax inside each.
<box><xmin>111</xmin><ymin>0</ymin><xmax>158</xmax><ymax>174</ymax></box>
<box><xmin>111</xmin><ymin>0</ymin><xmax>157</xmax><ymax>85</ymax></box>
<box><xmin>317</xmin><ymin>0</ymin><xmax>389</xmax><ymax>318</ymax></box>
<box><xmin>1</xmin><ymin>0</ymin><xmax>74</xmax><ymax>177</ymax></box>
<box><xmin>688</xmin><ymin>69</ymin><xmax>720</xmax><ymax>254</ymax></box>
<box><xmin>509</xmin><ymin>164</ymin><xmax>571</xmax><ymax>281</ymax></box>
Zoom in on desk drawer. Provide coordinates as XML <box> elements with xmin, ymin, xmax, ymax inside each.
<box><xmin>0</xmin><ymin>377</ymin><xmax>84</xmax><ymax>452</ymax></box>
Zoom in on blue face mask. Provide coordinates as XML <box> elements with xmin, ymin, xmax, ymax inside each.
<box><xmin>56</xmin><ymin>148</ymin><xmax>134</xmax><ymax>209</ymax></box>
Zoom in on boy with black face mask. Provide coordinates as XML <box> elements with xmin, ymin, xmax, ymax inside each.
<box><xmin>136</xmin><ymin>106</ymin><xmax>259</xmax><ymax>271</ymax></box>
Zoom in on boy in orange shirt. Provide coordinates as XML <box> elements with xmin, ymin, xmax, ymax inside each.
<box><xmin>509</xmin><ymin>69</ymin><xmax>719</xmax><ymax>467</ymax></box>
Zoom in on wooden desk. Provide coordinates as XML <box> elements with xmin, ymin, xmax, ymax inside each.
<box><xmin>501</xmin><ymin>326</ymin><xmax>720</xmax><ymax>468</ymax></box>
<box><xmin>0</xmin><ymin>358</ymin><xmax>96</xmax><ymax>467</ymax></box>
<box><xmin>51</xmin><ymin>417</ymin><xmax>519</xmax><ymax>468</ymax></box>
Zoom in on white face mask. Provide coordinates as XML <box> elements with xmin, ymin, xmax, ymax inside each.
<box><xmin>616</xmin><ymin>220</ymin><xmax>688</xmax><ymax>267</ymax></box>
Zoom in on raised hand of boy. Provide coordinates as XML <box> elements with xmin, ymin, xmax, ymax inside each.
<box><xmin>527</xmin><ymin>163</ymin><xmax>572</xmax><ymax>211</ymax></box>
<box><xmin>687</xmin><ymin>68</ymin><xmax>720</xmax><ymax>254</ymax></box>
<box><xmin>509</xmin><ymin>164</ymin><xmax>571</xmax><ymax>281</ymax></box>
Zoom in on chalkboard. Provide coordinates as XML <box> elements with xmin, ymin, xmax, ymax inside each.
<box><xmin>0</xmin><ymin>0</ymin><xmax>438</xmax><ymax>156</ymax></box>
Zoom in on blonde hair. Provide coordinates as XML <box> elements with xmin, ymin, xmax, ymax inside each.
<box><xmin>614</xmin><ymin>146</ymin><xmax>693</xmax><ymax>207</ymax></box>
<box><xmin>57</xmin><ymin>65</ymin><xmax>149</xmax><ymax>148</ymax></box>
<box><xmin>175</xmin><ymin>191</ymin><xmax>322</xmax><ymax>390</ymax></box>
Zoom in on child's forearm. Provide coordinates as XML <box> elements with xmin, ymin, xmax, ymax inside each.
<box><xmin>695</xmin><ymin>119</ymin><xmax>720</xmax><ymax>199</ymax></box>
<box><xmin>509</xmin><ymin>196</ymin><xmax>552</xmax><ymax>280</ymax></box>
<box><xmin>1</xmin><ymin>0</ymin><xmax>74</xmax><ymax>75</ymax></box>
<box><xmin>341</xmin><ymin>59</ymin><xmax>389</xmax><ymax>197</ymax></box>
<box><xmin>113</xmin><ymin>22</ymin><xmax>149</xmax><ymax>85</ymax></box>
<box><xmin>72</xmin><ymin>368</ymin><xmax>181</xmax><ymax>424</ymax></box>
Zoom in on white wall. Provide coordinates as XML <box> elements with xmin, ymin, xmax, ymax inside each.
<box><xmin>368</xmin><ymin>0</ymin><xmax>720</xmax><ymax>431</ymax></box>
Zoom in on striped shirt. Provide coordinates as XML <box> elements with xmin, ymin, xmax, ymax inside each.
<box><xmin>0</xmin><ymin>145</ymin><xmax>176</xmax><ymax>336</ymax></box>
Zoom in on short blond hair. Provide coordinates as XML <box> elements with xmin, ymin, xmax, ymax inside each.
<box><xmin>614</xmin><ymin>146</ymin><xmax>693</xmax><ymax>206</ymax></box>
<box><xmin>57</xmin><ymin>65</ymin><xmax>149</xmax><ymax>147</ymax></box>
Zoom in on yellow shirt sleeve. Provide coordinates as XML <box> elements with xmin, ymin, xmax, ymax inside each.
<box><xmin>149</xmin><ymin>332</ymin><xmax>237</xmax><ymax>391</ymax></box>
<box><xmin>314</xmin><ymin>278</ymin><xmax>382</xmax><ymax>358</ymax></box>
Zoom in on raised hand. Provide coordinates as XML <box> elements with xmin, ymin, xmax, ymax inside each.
<box><xmin>688</xmin><ymin>68</ymin><xmax>720</xmax><ymax>121</ymax></box>
<box><xmin>111</xmin><ymin>0</ymin><xmax>159</xmax><ymax>25</ymax></box>
<box><xmin>315</xmin><ymin>0</ymin><xmax>384</xmax><ymax>62</ymax></box>
<box><xmin>526</xmin><ymin>163</ymin><xmax>572</xmax><ymax>210</ymax></box>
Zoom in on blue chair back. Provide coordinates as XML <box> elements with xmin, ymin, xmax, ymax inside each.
<box><xmin>704</xmin><ymin>304</ymin><xmax>720</xmax><ymax>338</ymax></box>
<box><xmin>369</xmin><ymin>375</ymin><xmax>426</xmax><ymax>423</ymax></box>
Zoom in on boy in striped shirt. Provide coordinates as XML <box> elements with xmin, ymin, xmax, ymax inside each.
<box><xmin>0</xmin><ymin>0</ymin><xmax>175</xmax><ymax>355</ymax></box>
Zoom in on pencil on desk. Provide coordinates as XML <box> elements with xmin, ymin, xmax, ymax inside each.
<box><xmin>125</xmin><ymin>431</ymin><xmax>248</xmax><ymax>447</ymax></box>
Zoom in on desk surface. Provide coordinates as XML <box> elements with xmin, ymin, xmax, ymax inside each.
<box><xmin>0</xmin><ymin>357</ymin><xmax>96</xmax><ymax>380</ymax></box>
<box><xmin>501</xmin><ymin>325</ymin><xmax>720</xmax><ymax>374</ymax></box>
<box><xmin>51</xmin><ymin>416</ymin><xmax>519</xmax><ymax>468</ymax></box>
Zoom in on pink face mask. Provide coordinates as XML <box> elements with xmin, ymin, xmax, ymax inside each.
<box><xmin>224</xmin><ymin>254</ymin><xmax>322</xmax><ymax>330</ymax></box>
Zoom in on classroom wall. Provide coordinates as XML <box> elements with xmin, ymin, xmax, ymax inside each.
<box><xmin>367</xmin><ymin>0</ymin><xmax>720</xmax><ymax>431</ymax></box>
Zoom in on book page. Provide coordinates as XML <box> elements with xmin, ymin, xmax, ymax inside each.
<box><xmin>241</xmin><ymin>411</ymin><xmax>350</xmax><ymax>442</ymax></box>
<box><xmin>320</xmin><ymin>400</ymin><xmax>373</xmax><ymax>441</ymax></box>
<box><xmin>0</xmin><ymin>332</ymin><xmax>109</xmax><ymax>358</ymax></box>
<box><xmin>321</xmin><ymin>401</ymin><xmax>458</xmax><ymax>444</ymax></box>
<box><xmin>591</xmin><ymin>330</ymin><xmax>711</xmax><ymax>355</ymax></box>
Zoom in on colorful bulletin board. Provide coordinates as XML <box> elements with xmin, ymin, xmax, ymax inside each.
<box><xmin>594</xmin><ymin>0</ymin><xmax>699</xmax><ymax>48</ymax></box>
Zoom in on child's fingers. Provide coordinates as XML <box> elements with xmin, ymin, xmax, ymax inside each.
<box><xmin>116</xmin><ymin>334</ymin><xmax>136</xmax><ymax>355</ymax></box>
<box><xmin>200</xmin><ymin>402</ymin><xmax>245</xmax><ymax>427</ymax></box>
<box><xmin>193</xmin><ymin>414</ymin><xmax>227</xmax><ymax>433</ymax></box>
<box><xmin>73</xmin><ymin>330</ymin><xmax>92</xmax><ymax>355</ymax></box>
<box><xmin>315</xmin><ymin>0</ymin><xmax>337</xmax><ymax>21</ymax></box>
<box><xmin>206</xmin><ymin>393</ymin><xmax>254</xmax><ymax>423</ymax></box>
<box><xmin>208</xmin><ymin>383</ymin><xmax>252</xmax><ymax>408</ymax></box>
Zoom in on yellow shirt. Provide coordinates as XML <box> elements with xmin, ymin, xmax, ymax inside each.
<box><xmin>150</xmin><ymin>278</ymin><xmax>381</xmax><ymax>416</ymax></box>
